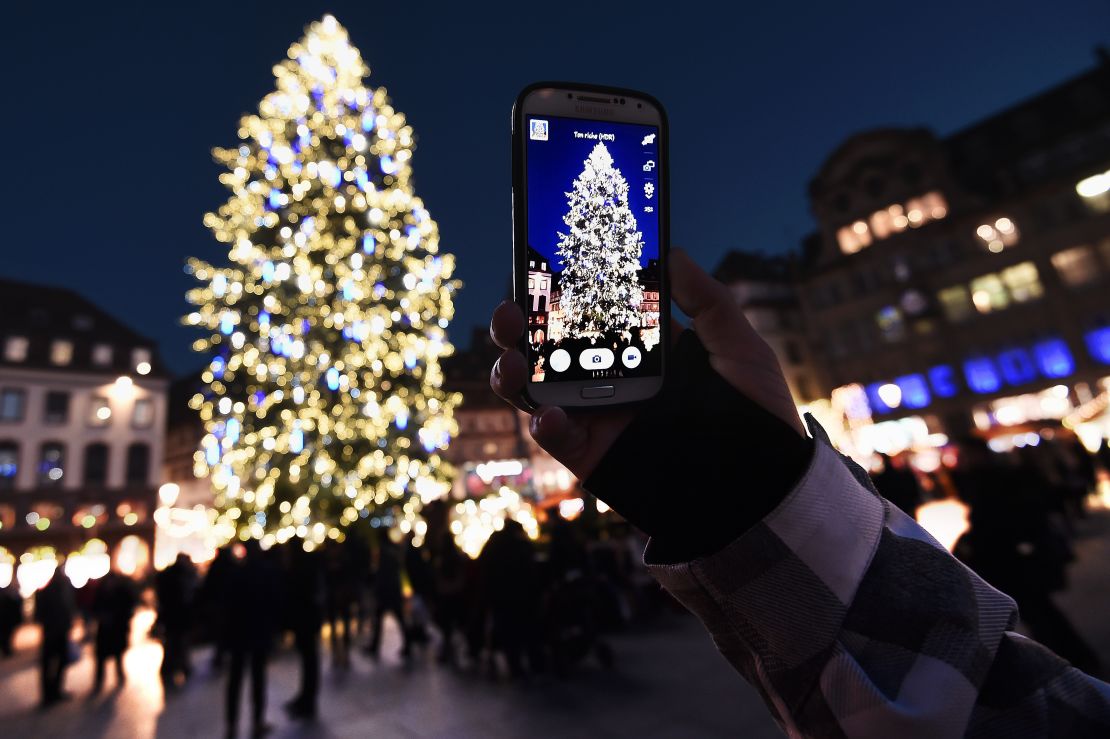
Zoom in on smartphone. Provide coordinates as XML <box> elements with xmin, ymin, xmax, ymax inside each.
<box><xmin>512</xmin><ymin>82</ymin><xmax>669</xmax><ymax>408</ymax></box>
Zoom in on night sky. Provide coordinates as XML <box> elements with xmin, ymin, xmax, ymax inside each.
<box><xmin>5</xmin><ymin>1</ymin><xmax>1108</xmax><ymax>374</ymax></box>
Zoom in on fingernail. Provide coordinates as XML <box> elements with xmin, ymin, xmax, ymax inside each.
<box><xmin>492</xmin><ymin>357</ymin><xmax>502</xmax><ymax>382</ymax></box>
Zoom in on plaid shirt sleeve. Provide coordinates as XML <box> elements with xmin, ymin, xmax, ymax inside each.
<box><xmin>645</xmin><ymin>427</ymin><xmax>1110</xmax><ymax>738</ymax></box>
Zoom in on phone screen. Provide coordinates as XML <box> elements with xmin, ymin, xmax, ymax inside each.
<box><xmin>524</xmin><ymin>114</ymin><xmax>662</xmax><ymax>384</ymax></box>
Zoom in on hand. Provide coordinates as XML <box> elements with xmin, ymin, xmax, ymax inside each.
<box><xmin>489</xmin><ymin>249</ymin><xmax>803</xmax><ymax>482</ymax></box>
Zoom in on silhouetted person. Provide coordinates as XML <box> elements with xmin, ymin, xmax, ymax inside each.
<box><xmin>34</xmin><ymin>568</ymin><xmax>75</xmax><ymax>706</ymax></box>
<box><xmin>0</xmin><ymin>580</ymin><xmax>20</xmax><ymax>657</ymax></box>
<box><xmin>157</xmin><ymin>553</ymin><xmax>198</xmax><ymax>688</ymax></box>
<box><xmin>91</xmin><ymin>570</ymin><xmax>137</xmax><ymax>694</ymax></box>
<box><xmin>322</xmin><ymin>538</ymin><xmax>361</xmax><ymax>668</ymax></box>
<box><xmin>283</xmin><ymin>546</ymin><xmax>323</xmax><ymax>721</ymax></box>
<box><xmin>365</xmin><ymin>536</ymin><xmax>409</xmax><ymax>659</ymax></box>
<box><xmin>953</xmin><ymin>438</ymin><xmax>1101</xmax><ymax>675</ymax></box>
<box><xmin>432</xmin><ymin>533</ymin><xmax>466</xmax><ymax>664</ymax></box>
<box><xmin>872</xmin><ymin>452</ymin><xmax>922</xmax><ymax>517</ymax></box>
<box><xmin>404</xmin><ymin>538</ymin><xmax>435</xmax><ymax>650</ymax></box>
<box><xmin>225</xmin><ymin>540</ymin><xmax>280</xmax><ymax>738</ymax></box>
<box><xmin>200</xmin><ymin>546</ymin><xmax>235</xmax><ymax>669</ymax></box>
<box><xmin>479</xmin><ymin>520</ymin><xmax>539</xmax><ymax>678</ymax></box>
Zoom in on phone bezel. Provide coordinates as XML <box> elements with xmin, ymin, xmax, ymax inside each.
<box><xmin>511</xmin><ymin>82</ymin><xmax>670</xmax><ymax>409</ymax></box>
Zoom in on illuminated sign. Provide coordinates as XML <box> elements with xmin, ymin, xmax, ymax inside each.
<box><xmin>866</xmin><ymin>337</ymin><xmax>1079</xmax><ymax>415</ymax></box>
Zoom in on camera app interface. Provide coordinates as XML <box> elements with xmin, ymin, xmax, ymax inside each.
<box><xmin>525</xmin><ymin>115</ymin><xmax>662</xmax><ymax>383</ymax></box>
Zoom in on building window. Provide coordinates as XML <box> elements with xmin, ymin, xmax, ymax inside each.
<box><xmin>938</xmin><ymin>286</ymin><xmax>973</xmax><ymax>322</ymax></box>
<box><xmin>1052</xmin><ymin>246</ymin><xmax>1100</xmax><ymax>287</ymax></box>
<box><xmin>875</xmin><ymin>306</ymin><xmax>905</xmax><ymax>343</ymax></box>
<box><xmin>835</xmin><ymin>192</ymin><xmax>948</xmax><ymax>255</ymax></box>
<box><xmin>1001</xmin><ymin>262</ymin><xmax>1043</xmax><ymax>303</ymax></box>
<box><xmin>131</xmin><ymin>348</ymin><xmax>152</xmax><ymax>375</ymax></box>
<box><xmin>83</xmin><ymin>443</ymin><xmax>109</xmax><ymax>487</ymax></box>
<box><xmin>0</xmin><ymin>389</ymin><xmax>26</xmax><ymax>422</ymax></box>
<box><xmin>4</xmin><ymin>337</ymin><xmax>28</xmax><ymax>362</ymax></box>
<box><xmin>92</xmin><ymin>344</ymin><xmax>113</xmax><ymax>366</ymax></box>
<box><xmin>0</xmin><ymin>442</ymin><xmax>17</xmax><ymax>490</ymax></box>
<box><xmin>132</xmin><ymin>398</ymin><xmax>155</xmax><ymax>429</ymax></box>
<box><xmin>89</xmin><ymin>396</ymin><xmax>112</xmax><ymax>427</ymax></box>
<box><xmin>975</xmin><ymin>217</ymin><xmax>1020</xmax><ymax>252</ymax></box>
<box><xmin>39</xmin><ymin>443</ymin><xmax>65</xmax><ymax>486</ymax></box>
<box><xmin>125</xmin><ymin>443</ymin><xmax>150</xmax><ymax>486</ymax></box>
<box><xmin>1076</xmin><ymin>168</ymin><xmax>1110</xmax><ymax>212</ymax></box>
<box><xmin>970</xmin><ymin>274</ymin><xmax>1010</xmax><ymax>314</ymax></box>
<box><xmin>43</xmin><ymin>391</ymin><xmax>70</xmax><ymax>425</ymax></box>
<box><xmin>50</xmin><ymin>340</ymin><xmax>74</xmax><ymax>366</ymax></box>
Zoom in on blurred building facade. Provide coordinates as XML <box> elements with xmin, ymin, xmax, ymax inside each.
<box><xmin>0</xmin><ymin>278</ymin><xmax>168</xmax><ymax>593</ymax></box>
<box><xmin>717</xmin><ymin>57</ymin><xmax>1110</xmax><ymax>457</ymax></box>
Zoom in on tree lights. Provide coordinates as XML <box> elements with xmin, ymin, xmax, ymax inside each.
<box><xmin>186</xmin><ymin>15</ymin><xmax>460</xmax><ymax>549</ymax></box>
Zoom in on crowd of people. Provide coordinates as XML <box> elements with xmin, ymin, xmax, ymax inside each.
<box><xmin>0</xmin><ymin>427</ymin><xmax>1105</xmax><ymax>735</ymax></box>
<box><xmin>6</xmin><ymin>517</ymin><xmax>655</xmax><ymax>737</ymax></box>
<box><xmin>873</xmin><ymin>427</ymin><xmax>1106</xmax><ymax>676</ymax></box>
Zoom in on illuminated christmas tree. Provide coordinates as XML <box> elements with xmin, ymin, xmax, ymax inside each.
<box><xmin>555</xmin><ymin>142</ymin><xmax>644</xmax><ymax>341</ymax></box>
<box><xmin>186</xmin><ymin>15</ymin><xmax>459</xmax><ymax>549</ymax></box>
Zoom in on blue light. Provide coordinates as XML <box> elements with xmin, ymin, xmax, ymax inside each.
<box><xmin>373</xmin><ymin>283</ymin><xmax>386</xmax><ymax>299</ymax></box>
<box><xmin>865</xmin><ymin>382</ymin><xmax>893</xmax><ymax>414</ymax></box>
<box><xmin>259</xmin><ymin>311</ymin><xmax>270</xmax><ymax>328</ymax></box>
<box><xmin>1033</xmin><ymin>339</ymin><xmax>1075</xmax><ymax>378</ymax></box>
<box><xmin>261</xmin><ymin>261</ymin><xmax>275</xmax><ymax>282</ymax></box>
<box><xmin>928</xmin><ymin>365</ymin><xmax>958</xmax><ymax>398</ymax></box>
<box><xmin>290</xmin><ymin>426</ymin><xmax>304</xmax><ymax>454</ymax></box>
<box><xmin>326</xmin><ymin>367</ymin><xmax>340</xmax><ymax>391</ymax></box>
<box><xmin>355</xmin><ymin>168</ymin><xmax>371</xmax><ymax>192</ymax></box>
<box><xmin>342</xmin><ymin>281</ymin><xmax>354</xmax><ymax>301</ymax></box>
<box><xmin>253</xmin><ymin>390</ymin><xmax>266</xmax><ymax>405</ymax></box>
<box><xmin>380</xmin><ymin>155</ymin><xmax>396</xmax><ymax>175</ymax></box>
<box><xmin>325</xmin><ymin>165</ymin><xmax>342</xmax><ymax>188</ymax></box>
<box><xmin>996</xmin><ymin>348</ymin><xmax>1037</xmax><ymax>386</ymax></box>
<box><xmin>1085</xmin><ymin>328</ymin><xmax>1110</xmax><ymax>364</ymax></box>
<box><xmin>205</xmin><ymin>440</ymin><xmax>220</xmax><ymax>466</ymax></box>
<box><xmin>422</xmin><ymin>437</ymin><xmax>436</xmax><ymax>453</ymax></box>
<box><xmin>896</xmin><ymin>374</ymin><xmax>930</xmax><ymax>409</ymax></box>
<box><xmin>268</xmin><ymin>190</ymin><xmax>282</xmax><ymax>210</ymax></box>
<box><xmin>226</xmin><ymin>418</ymin><xmax>240</xmax><ymax>444</ymax></box>
<box><xmin>211</xmin><ymin>356</ymin><xmax>226</xmax><ymax>376</ymax></box>
<box><xmin>361</xmin><ymin>110</ymin><xmax>375</xmax><ymax>131</ymax></box>
<box><xmin>219</xmin><ymin>313</ymin><xmax>236</xmax><ymax>335</ymax></box>
<box><xmin>404</xmin><ymin>355</ymin><xmax>417</xmax><ymax>370</ymax></box>
<box><xmin>362</xmin><ymin>233</ymin><xmax>375</xmax><ymax>253</ymax></box>
<box><xmin>964</xmin><ymin>358</ymin><xmax>1001</xmax><ymax>394</ymax></box>
<box><xmin>395</xmin><ymin>410</ymin><xmax>408</xmax><ymax>430</ymax></box>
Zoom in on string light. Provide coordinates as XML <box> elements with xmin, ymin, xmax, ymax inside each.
<box><xmin>186</xmin><ymin>15</ymin><xmax>460</xmax><ymax>548</ymax></box>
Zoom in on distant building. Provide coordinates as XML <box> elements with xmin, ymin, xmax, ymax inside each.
<box><xmin>0</xmin><ymin>278</ymin><xmax>169</xmax><ymax>592</ymax></box>
<box><xmin>790</xmin><ymin>56</ymin><xmax>1110</xmax><ymax>450</ymax></box>
<box><xmin>713</xmin><ymin>252</ymin><xmax>819</xmax><ymax>404</ymax></box>
<box><xmin>526</xmin><ymin>247</ymin><xmax>553</xmax><ymax>346</ymax></box>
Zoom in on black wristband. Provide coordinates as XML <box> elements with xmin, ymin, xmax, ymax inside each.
<box><xmin>583</xmin><ymin>330</ymin><xmax>813</xmax><ymax>562</ymax></box>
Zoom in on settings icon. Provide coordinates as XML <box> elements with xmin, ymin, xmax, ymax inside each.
<box><xmin>644</xmin><ymin>182</ymin><xmax>655</xmax><ymax>199</ymax></box>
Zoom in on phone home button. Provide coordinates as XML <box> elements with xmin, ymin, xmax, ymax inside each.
<box><xmin>581</xmin><ymin>385</ymin><xmax>615</xmax><ymax>399</ymax></box>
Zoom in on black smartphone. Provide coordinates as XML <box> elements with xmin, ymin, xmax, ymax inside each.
<box><xmin>512</xmin><ymin>82</ymin><xmax>669</xmax><ymax>408</ymax></box>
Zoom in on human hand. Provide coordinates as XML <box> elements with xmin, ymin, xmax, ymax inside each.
<box><xmin>489</xmin><ymin>249</ymin><xmax>803</xmax><ymax>481</ymax></box>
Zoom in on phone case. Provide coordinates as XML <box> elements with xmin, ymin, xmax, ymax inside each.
<box><xmin>511</xmin><ymin>82</ymin><xmax>671</xmax><ymax>409</ymax></box>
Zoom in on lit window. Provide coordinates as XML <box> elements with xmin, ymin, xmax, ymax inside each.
<box><xmin>975</xmin><ymin>217</ymin><xmax>1020</xmax><ymax>252</ymax></box>
<box><xmin>133</xmin><ymin>399</ymin><xmax>154</xmax><ymax>429</ymax></box>
<box><xmin>0</xmin><ymin>389</ymin><xmax>25</xmax><ymax>422</ymax></box>
<box><xmin>89</xmin><ymin>397</ymin><xmax>111</xmax><ymax>427</ymax></box>
<box><xmin>938</xmin><ymin>286</ymin><xmax>974</xmax><ymax>322</ymax></box>
<box><xmin>92</xmin><ymin>344</ymin><xmax>113</xmax><ymax>366</ymax></box>
<box><xmin>50</xmin><ymin>340</ymin><xmax>73</xmax><ymax>366</ymax></box>
<box><xmin>0</xmin><ymin>442</ymin><xmax>17</xmax><ymax>490</ymax></box>
<box><xmin>1052</xmin><ymin>246</ymin><xmax>1100</xmax><ymax>287</ymax></box>
<box><xmin>39</xmin><ymin>443</ymin><xmax>65</xmax><ymax>487</ymax></box>
<box><xmin>131</xmin><ymin>348</ymin><xmax>152</xmax><ymax>374</ymax></box>
<box><xmin>4</xmin><ymin>337</ymin><xmax>28</xmax><ymax>362</ymax></box>
<box><xmin>1076</xmin><ymin>168</ymin><xmax>1110</xmax><ymax>212</ymax></box>
<box><xmin>875</xmin><ymin>306</ymin><xmax>905</xmax><ymax>343</ymax></box>
<box><xmin>922</xmin><ymin>191</ymin><xmax>948</xmax><ymax>220</ymax></box>
<box><xmin>837</xmin><ymin>221</ymin><xmax>872</xmax><ymax>254</ymax></box>
<box><xmin>970</xmin><ymin>274</ymin><xmax>1009</xmax><ymax>313</ymax></box>
<box><xmin>1001</xmin><ymin>262</ymin><xmax>1043</xmax><ymax>303</ymax></box>
<box><xmin>44</xmin><ymin>391</ymin><xmax>70</xmax><ymax>425</ymax></box>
